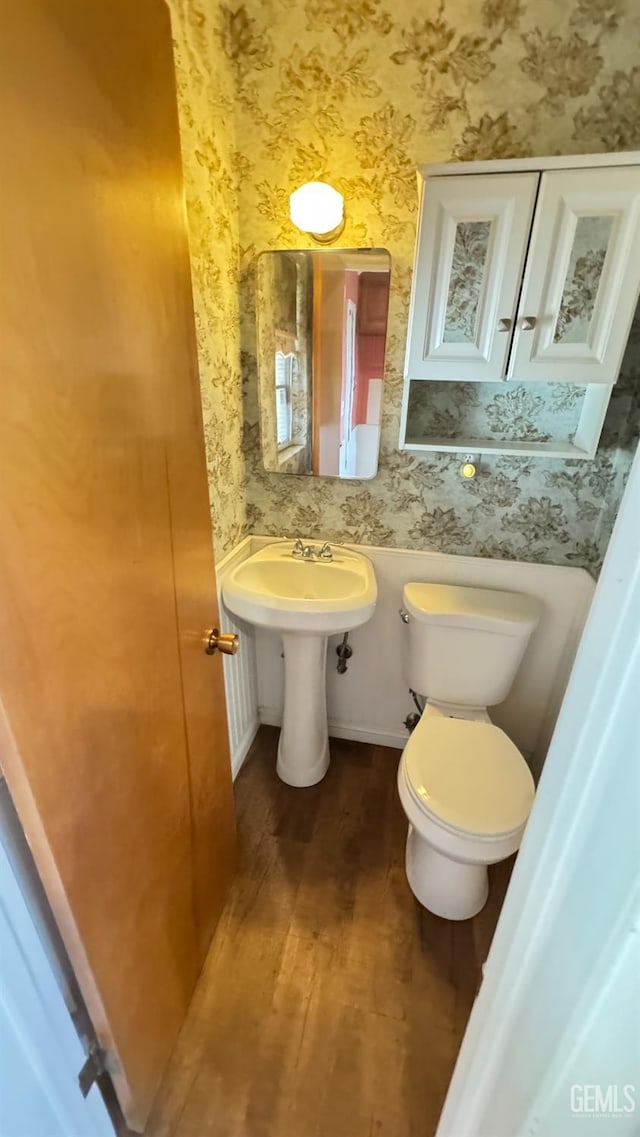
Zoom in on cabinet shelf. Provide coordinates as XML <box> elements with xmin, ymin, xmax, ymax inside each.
<box><xmin>401</xmin><ymin>380</ymin><xmax>611</xmax><ymax>461</ymax></box>
<box><xmin>403</xmin><ymin>438</ymin><xmax>592</xmax><ymax>460</ymax></box>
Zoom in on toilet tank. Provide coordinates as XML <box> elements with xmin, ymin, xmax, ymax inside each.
<box><xmin>403</xmin><ymin>583</ymin><xmax>542</xmax><ymax>707</ymax></box>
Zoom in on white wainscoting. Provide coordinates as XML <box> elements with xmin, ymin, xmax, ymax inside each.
<box><xmin>218</xmin><ymin>536</ymin><xmax>595</xmax><ymax>780</ymax></box>
<box><xmin>216</xmin><ymin>537</ymin><xmax>260</xmax><ymax>778</ymax></box>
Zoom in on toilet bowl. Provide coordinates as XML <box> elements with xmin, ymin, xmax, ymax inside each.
<box><xmin>397</xmin><ymin>706</ymin><xmax>535</xmax><ymax>920</ymax></box>
<box><xmin>397</xmin><ymin>582</ymin><xmax>542</xmax><ymax>920</ymax></box>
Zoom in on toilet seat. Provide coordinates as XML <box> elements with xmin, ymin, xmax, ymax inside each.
<box><xmin>403</xmin><ymin>716</ymin><xmax>535</xmax><ymax>839</ymax></box>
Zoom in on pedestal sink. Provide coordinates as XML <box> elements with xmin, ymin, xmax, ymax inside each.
<box><xmin>222</xmin><ymin>541</ymin><xmax>377</xmax><ymax>786</ymax></box>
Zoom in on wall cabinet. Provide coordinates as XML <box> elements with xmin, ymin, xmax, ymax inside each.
<box><xmin>401</xmin><ymin>154</ymin><xmax>640</xmax><ymax>459</ymax></box>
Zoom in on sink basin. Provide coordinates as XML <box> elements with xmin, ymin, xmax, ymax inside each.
<box><xmin>222</xmin><ymin>541</ymin><xmax>377</xmax><ymax>787</ymax></box>
<box><xmin>222</xmin><ymin>542</ymin><xmax>377</xmax><ymax>634</ymax></box>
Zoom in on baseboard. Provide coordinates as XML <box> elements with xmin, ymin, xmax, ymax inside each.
<box><xmin>258</xmin><ymin>707</ymin><xmax>406</xmax><ymax>751</ymax></box>
<box><xmin>326</xmin><ymin>724</ymin><xmax>406</xmax><ymax>750</ymax></box>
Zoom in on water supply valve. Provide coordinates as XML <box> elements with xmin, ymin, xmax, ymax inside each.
<box><xmin>336</xmin><ymin>632</ymin><xmax>353</xmax><ymax>674</ymax></box>
<box><xmin>404</xmin><ymin>711</ymin><xmax>421</xmax><ymax>733</ymax></box>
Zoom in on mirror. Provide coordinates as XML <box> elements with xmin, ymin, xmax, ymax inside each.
<box><xmin>256</xmin><ymin>248</ymin><xmax>391</xmax><ymax>478</ymax></box>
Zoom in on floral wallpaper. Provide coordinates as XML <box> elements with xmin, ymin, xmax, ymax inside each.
<box><xmin>168</xmin><ymin>0</ymin><xmax>246</xmax><ymax>557</ymax></box>
<box><xmin>170</xmin><ymin>0</ymin><xmax>640</xmax><ymax>574</ymax></box>
<box><xmin>405</xmin><ymin>381</ymin><xmax>588</xmax><ymax>447</ymax></box>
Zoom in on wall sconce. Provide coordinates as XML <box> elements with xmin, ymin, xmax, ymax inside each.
<box><xmin>289</xmin><ymin>181</ymin><xmax>345</xmax><ymax>244</ymax></box>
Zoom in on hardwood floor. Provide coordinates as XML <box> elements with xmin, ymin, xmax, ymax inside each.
<box><xmin>147</xmin><ymin>728</ymin><xmax>513</xmax><ymax>1137</ymax></box>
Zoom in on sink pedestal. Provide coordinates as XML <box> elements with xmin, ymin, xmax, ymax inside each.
<box><xmin>276</xmin><ymin>633</ymin><xmax>330</xmax><ymax>787</ymax></box>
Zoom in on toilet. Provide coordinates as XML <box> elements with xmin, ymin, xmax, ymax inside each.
<box><xmin>397</xmin><ymin>582</ymin><xmax>542</xmax><ymax>921</ymax></box>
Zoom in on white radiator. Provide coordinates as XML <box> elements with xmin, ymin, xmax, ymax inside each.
<box><xmin>215</xmin><ymin>538</ymin><xmax>259</xmax><ymax>779</ymax></box>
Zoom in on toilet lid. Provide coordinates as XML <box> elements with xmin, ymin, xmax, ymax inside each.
<box><xmin>404</xmin><ymin>717</ymin><xmax>535</xmax><ymax>836</ymax></box>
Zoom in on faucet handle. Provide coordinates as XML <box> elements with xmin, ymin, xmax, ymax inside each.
<box><xmin>318</xmin><ymin>542</ymin><xmax>333</xmax><ymax>560</ymax></box>
<box><xmin>292</xmin><ymin>537</ymin><xmax>305</xmax><ymax>558</ymax></box>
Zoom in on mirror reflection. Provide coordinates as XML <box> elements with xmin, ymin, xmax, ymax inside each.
<box><xmin>256</xmin><ymin>249</ymin><xmax>391</xmax><ymax>478</ymax></box>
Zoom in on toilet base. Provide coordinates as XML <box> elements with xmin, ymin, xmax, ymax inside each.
<box><xmin>405</xmin><ymin>826</ymin><xmax>489</xmax><ymax>921</ymax></box>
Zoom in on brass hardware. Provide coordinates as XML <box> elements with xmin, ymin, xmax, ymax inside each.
<box><xmin>497</xmin><ymin>317</ymin><xmax>512</xmax><ymax>332</ymax></box>
<box><xmin>520</xmin><ymin>316</ymin><xmax>537</xmax><ymax>331</ymax></box>
<box><xmin>461</xmin><ymin>452</ymin><xmax>479</xmax><ymax>479</ymax></box>
<box><xmin>309</xmin><ymin>218</ymin><xmax>346</xmax><ymax>245</ymax></box>
<box><xmin>205</xmin><ymin>629</ymin><xmax>240</xmax><ymax>656</ymax></box>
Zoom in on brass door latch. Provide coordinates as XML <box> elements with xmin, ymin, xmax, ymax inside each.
<box><xmin>205</xmin><ymin>629</ymin><xmax>239</xmax><ymax>656</ymax></box>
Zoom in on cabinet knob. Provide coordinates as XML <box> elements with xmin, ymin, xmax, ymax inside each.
<box><xmin>497</xmin><ymin>318</ymin><xmax>512</xmax><ymax>332</ymax></box>
<box><xmin>520</xmin><ymin>316</ymin><xmax>537</xmax><ymax>331</ymax></box>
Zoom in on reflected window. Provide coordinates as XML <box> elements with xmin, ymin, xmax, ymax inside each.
<box><xmin>275</xmin><ymin>349</ymin><xmax>295</xmax><ymax>448</ymax></box>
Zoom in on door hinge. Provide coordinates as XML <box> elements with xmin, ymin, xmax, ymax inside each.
<box><xmin>77</xmin><ymin>1043</ymin><xmax>113</xmax><ymax>1098</ymax></box>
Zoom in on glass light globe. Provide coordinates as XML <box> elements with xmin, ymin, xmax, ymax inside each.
<box><xmin>289</xmin><ymin>182</ymin><xmax>344</xmax><ymax>236</ymax></box>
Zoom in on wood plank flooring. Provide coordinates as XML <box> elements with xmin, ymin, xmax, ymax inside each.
<box><xmin>146</xmin><ymin>728</ymin><xmax>513</xmax><ymax>1137</ymax></box>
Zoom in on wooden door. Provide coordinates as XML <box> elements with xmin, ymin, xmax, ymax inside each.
<box><xmin>405</xmin><ymin>173</ymin><xmax>538</xmax><ymax>382</ymax></box>
<box><xmin>0</xmin><ymin>0</ymin><xmax>235</xmax><ymax>1130</ymax></box>
<box><xmin>508</xmin><ymin>166</ymin><xmax>640</xmax><ymax>384</ymax></box>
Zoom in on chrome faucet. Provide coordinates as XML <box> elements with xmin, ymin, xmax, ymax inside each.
<box><xmin>291</xmin><ymin>538</ymin><xmax>333</xmax><ymax>561</ymax></box>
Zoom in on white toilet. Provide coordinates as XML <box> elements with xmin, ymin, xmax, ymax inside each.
<box><xmin>397</xmin><ymin>582</ymin><xmax>542</xmax><ymax>921</ymax></box>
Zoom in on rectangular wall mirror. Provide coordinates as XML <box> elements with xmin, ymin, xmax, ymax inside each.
<box><xmin>256</xmin><ymin>248</ymin><xmax>391</xmax><ymax>478</ymax></box>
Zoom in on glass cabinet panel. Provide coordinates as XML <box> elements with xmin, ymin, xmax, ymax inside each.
<box><xmin>553</xmin><ymin>216</ymin><xmax>613</xmax><ymax>344</ymax></box>
<box><xmin>443</xmin><ymin>221</ymin><xmax>492</xmax><ymax>344</ymax></box>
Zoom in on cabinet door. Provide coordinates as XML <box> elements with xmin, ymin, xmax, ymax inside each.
<box><xmin>405</xmin><ymin>173</ymin><xmax>538</xmax><ymax>382</ymax></box>
<box><xmin>509</xmin><ymin>167</ymin><xmax>640</xmax><ymax>384</ymax></box>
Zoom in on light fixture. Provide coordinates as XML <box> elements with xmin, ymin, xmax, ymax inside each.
<box><xmin>289</xmin><ymin>181</ymin><xmax>345</xmax><ymax>244</ymax></box>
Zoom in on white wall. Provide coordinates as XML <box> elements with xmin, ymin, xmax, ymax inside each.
<box><xmin>218</xmin><ymin>537</ymin><xmax>595</xmax><ymax>779</ymax></box>
<box><xmin>436</xmin><ymin>445</ymin><xmax>640</xmax><ymax>1137</ymax></box>
<box><xmin>0</xmin><ymin>814</ymin><xmax>114</xmax><ymax>1137</ymax></box>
